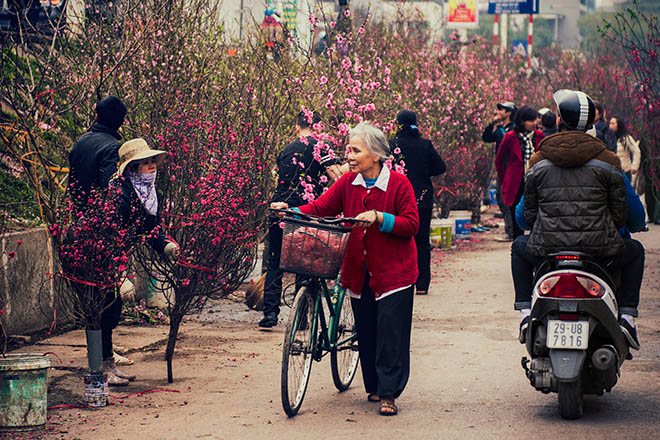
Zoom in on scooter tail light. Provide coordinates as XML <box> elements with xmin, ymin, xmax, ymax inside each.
<box><xmin>537</xmin><ymin>273</ymin><xmax>604</xmax><ymax>299</ymax></box>
<box><xmin>576</xmin><ymin>275</ymin><xmax>605</xmax><ymax>298</ymax></box>
<box><xmin>538</xmin><ymin>276</ymin><xmax>560</xmax><ymax>295</ymax></box>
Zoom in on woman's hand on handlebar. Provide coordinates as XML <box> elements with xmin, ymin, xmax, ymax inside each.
<box><xmin>354</xmin><ymin>210</ymin><xmax>378</xmax><ymax>228</ymax></box>
<box><xmin>270</xmin><ymin>202</ymin><xmax>289</xmax><ymax>217</ymax></box>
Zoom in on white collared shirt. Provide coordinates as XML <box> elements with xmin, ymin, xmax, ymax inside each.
<box><xmin>351</xmin><ymin>165</ymin><xmax>390</xmax><ymax>191</ymax></box>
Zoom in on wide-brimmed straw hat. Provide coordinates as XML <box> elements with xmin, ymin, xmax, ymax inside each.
<box><xmin>117</xmin><ymin>138</ymin><xmax>166</xmax><ymax>175</ymax></box>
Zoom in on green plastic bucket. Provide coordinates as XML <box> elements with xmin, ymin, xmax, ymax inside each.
<box><xmin>0</xmin><ymin>353</ymin><xmax>51</xmax><ymax>431</ymax></box>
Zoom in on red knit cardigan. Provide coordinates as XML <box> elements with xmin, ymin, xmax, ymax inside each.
<box><xmin>297</xmin><ymin>170</ymin><xmax>419</xmax><ymax>298</ymax></box>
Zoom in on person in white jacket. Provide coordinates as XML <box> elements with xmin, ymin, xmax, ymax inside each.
<box><xmin>610</xmin><ymin>115</ymin><xmax>641</xmax><ymax>181</ymax></box>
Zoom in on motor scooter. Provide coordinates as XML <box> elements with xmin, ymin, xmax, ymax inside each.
<box><xmin>521</xmin><ymin>251</ymin><xmax>630</xmax><ymax>419</ymax></box>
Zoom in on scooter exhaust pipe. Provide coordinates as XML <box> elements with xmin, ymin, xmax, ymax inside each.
<box><xmin>592</xmin><ymin>346</ymin><xmax>616</xmax><ymax>370</ymax></box>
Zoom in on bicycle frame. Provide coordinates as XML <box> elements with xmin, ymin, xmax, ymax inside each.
<box><xmin>300</xmin><ymin>277</ymin><xmax>355</xmax><ymax>362</ymax></box>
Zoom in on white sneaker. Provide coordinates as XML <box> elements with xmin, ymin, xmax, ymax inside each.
<box><xmin>113</xmin><ymin>351</ymin><xmax>134</xmax><ymax>365</ymax></box>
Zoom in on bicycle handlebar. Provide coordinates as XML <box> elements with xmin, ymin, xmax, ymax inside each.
<box><xmin>269</xmin><ymin>208</ymin><xmax>363</xmax><ymax>225</ymax></box>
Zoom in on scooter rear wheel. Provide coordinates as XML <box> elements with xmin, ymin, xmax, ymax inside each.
<box><xmin>558</xmin><ymin>379</ymin><xmax>584</xmax><ymax>419</ymax></box>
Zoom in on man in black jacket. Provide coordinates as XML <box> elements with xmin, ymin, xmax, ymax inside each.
<box><xmin>512</xmin><ymin>90</ymin><xmax>643</xmax><ymax>350</ymax></box>
<box><xmin>67</xmin><ymin>96</ymin><xmax>131</xmax><ymax>385</ymax></box>
<box><xmin>69</xmin><ymin>96</ymin><xmax>127</xmax><ymax>210</ymax></box>
<box><xmin>259</xmin><ymin>111</ymin><xmax>341</xmax><ymax>327</ymax></box>
<box><xmin>482</xmin><ymin>102</ymin><xmax>516</xmax><ymax>240</ymax></box>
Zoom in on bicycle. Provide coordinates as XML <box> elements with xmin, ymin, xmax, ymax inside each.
<box><xmin>272</xmin><ymin>209</ymin><xmax>362</xmax><ymax>417</ymax></box>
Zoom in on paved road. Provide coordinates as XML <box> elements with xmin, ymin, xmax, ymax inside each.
<box><xmin>6</xmin><ymin>225</ymin><xmax>660</xmax><ymax>440</ymax></box>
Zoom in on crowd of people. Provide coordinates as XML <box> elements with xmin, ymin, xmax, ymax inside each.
<box><xmin>64</xmin><ymin>88</ymin><xmax>654</xmax><ymax>416</ymax></box>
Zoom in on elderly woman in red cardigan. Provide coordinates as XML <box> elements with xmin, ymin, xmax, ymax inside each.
<box><xmin>272</xmin><ymin>121</ymin><xmax>419</xmax><ymax>416</ymax></box>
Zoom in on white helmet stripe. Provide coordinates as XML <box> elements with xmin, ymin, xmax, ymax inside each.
<box><xmin>576</xmin><ymin>91</ymin><xmax>590</xmax><ymax>131</ymax></box>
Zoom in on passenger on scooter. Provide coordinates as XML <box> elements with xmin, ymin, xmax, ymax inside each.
<box><xmin>510</xmin><ymin>89</ymin><xmax>645</xmax><ymax>350</ymax></box>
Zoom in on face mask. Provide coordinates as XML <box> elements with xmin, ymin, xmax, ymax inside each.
<box><xmin>132</xmin><ymin>170</ymin><xmax>157</xmax><ymax>186</ymax></box>
<box><xmin>127</xmin><ymin>170</ymin><xmax>158</xmax><ymax>215</ymax></box>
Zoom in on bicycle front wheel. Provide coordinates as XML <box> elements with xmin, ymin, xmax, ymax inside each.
<box><xmin>330</xmin><ymin>289</ymin><xmax>359</xmax><ymax>391</ymax></box>
<box><xmin>281</xmin><ymin>286</ymin><xmax>316</xmax><ymax>416</ymax></box>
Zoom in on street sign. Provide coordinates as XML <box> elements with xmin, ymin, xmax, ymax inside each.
<box><xmin>447</xmin><ymin>0</ymin><xmax>479</xmax><ymax>29</ymax></box>
<box><xmin>488</xmin><ymin>0</ymin><xmax>539</xmax><ymax>15</ymax></box>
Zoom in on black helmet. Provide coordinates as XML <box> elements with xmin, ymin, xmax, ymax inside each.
<box><xmin>497</xmin><ymin>101</ymin><xmax>517</xmax><ymax>113</ymax></box>
<box><xmin>553</xmin><ymin>89</ymin><xmax>595</xmax><ymax>131</ymax></box>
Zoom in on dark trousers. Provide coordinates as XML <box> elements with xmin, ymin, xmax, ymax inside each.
<box><xmin>509</xmin><ymin>182</ymin><xmax>525</xmax><ymax>239</ymax></box>
<box><xmin>414</xmin><ymin>206</ymin><xmax>432</xmax><ymax>292</ymax></box>
<box><xmin>502</xmin><ymin>205</ymin><xmax>515</xmax><ymax>239</ymax></box>
<box><xmin>511</xmin><ymin>235</ymin><xmax>540</xmax><ymax>310</ymax></box>
<box><xmin>351</xmin><ymin>277</ymin><xmax>414</xmax><ymax>399</ymax></box>
<box><xmin>617</xmin><ymin>238</ymin><xmax>645</xmax><ymax>317</ymax></box>
<box><xmin>101</xmin><ymin>292</ymin><xmax>123</xmax><ymax>360</ymax></box>
<box><xmin>263</xmin><ymin>219</ymin><xmax>305</xmax><ymax>317</ymax></box>
<box><xmin>511</xmin><ymin>235</ymin><xmax>643</xmax><ymax>316</ymax></box>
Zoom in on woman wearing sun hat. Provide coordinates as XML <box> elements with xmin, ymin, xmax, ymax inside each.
<box><xmin>102</xmin><ymin>138</ymin><xmax>179</xmax><ymax>385</ymax></box>
<box><xmin>62</xmin><ymin>138</ymin><xmax>179</xmax><ymax>385</ymax></box>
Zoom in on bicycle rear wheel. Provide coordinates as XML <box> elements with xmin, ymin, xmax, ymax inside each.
<box><xmin>281</xmin><ymin>286</ymin><xmax>317</xmax><ymax>416</ymax></box>
<box><xmin>330</xmin><ymin>289</ymin><xmax>359</xmax><ymax>391</ymax></box>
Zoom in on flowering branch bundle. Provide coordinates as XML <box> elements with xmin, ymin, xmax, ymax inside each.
<box><xmin>601</xmin><ymin>5</ymin><xmax>660</xmax><ymax>197</ymax></box>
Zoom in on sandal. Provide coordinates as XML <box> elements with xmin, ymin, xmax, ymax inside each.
<box><xmin>367</xmin><ymin>393</ymin><xmax>380</xmax><ymax>402</ymax></box>
<box><xmin>379</xmin><ymin>400</ymin><xmax>398</xmax><ymax>416</ymax></box>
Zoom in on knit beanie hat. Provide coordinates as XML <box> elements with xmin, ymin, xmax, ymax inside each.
<box><xmin>396</xmin><ymin>109</ymin><xmax>419</xmax><ymax>135</ymax></box>
<box><xmin>96</xmin><ymin>96</ymin><xmax>127</xmax><ymax>131</ymax></box>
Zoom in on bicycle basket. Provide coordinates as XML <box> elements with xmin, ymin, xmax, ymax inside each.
<box><xmin>279</xmin><ymin>217</ymin><xmax>351</xmax><ymax>279</ymax></box>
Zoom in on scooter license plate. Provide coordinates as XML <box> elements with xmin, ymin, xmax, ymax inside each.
<box><xmin>547</xmin><ymin>320</ymin><xmax>589</xmax><ymax>350</ymax></box>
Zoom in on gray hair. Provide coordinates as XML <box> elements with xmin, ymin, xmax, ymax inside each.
<box><xmin>348</xmin><ymin>121</ymin><xmax>391</xmax><ymax>164</ymax></box>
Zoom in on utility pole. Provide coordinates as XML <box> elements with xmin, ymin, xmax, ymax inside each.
<box><xmin>493</xmin><ymin>14</ymin><xmax>498</xmax><ymax>45</ymax></box>
<box><xmin>527</xmin><ymin>13</ymin><xmax>533</xmax><ymax>68</ymax></box>
<box><xmin>239</xmin><ymin>0</ymin><xmax>245</xmax><ymax>41</ymax></box>
<box><xmin>500</xmin><ymin>13</ymin><xmax>508</xmax><ymax>53</ymax></box>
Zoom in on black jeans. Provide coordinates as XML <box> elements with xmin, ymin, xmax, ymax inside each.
<box><xmin>101</xmin><ymin>292</ymin><xmax>123</xmax><ymax>360</ymax></box>
<box><xmin>414</xmin><ymin>206</ymin><xmax>432</xmax><ymax>292</ymax></box>
<box><xmin>511</xmin><ymin>235</ymin><xmax>643</xmax><ymax>317</ymax></box>
<box><xmin>263</xmin><ymin>218</ymin><xmax>305</xmax><ymax>317</ymax></box>
<box><xmin>351</xmin><ymin>275</ymin><xmax>414</xmax><ymax>399</ymax></box>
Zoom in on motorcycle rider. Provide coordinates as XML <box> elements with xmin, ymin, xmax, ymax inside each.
<box><xmin>511</xmin><ymin>89</ymin><xmax>645</xmax><ymax>350</ymax></box>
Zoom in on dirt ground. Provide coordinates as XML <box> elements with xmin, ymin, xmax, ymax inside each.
<box><xmin>3</xmin><ymin>217</ymin><xmax>660</xmax><ymax>440</ymax></box>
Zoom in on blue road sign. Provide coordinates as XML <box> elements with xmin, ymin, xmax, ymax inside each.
<box><xmin>488</xmin><ymin>0</ymin><xmax>539</xmax><ymax>14</ymax></box>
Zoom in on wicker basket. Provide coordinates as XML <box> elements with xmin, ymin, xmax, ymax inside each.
<box><xmin>279</xmin><ymin>217</ymin><xmax>351</xmax><ymax>279</ymax></box>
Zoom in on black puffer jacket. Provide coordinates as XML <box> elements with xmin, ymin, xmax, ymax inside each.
<box><xmin>68</xmin><ymin>123</ymin><xmax>121</xmax><ymax>208</ymax></box>
<box><xmin>524</xmin><ymin>131</ymin><xmax>627</xmax><ymax>258</ymax></box>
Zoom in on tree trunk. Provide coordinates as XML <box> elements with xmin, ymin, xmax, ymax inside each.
<box><xmin>165</xmin><ymin>312</ymin><xmax>183</xmax><ymax>383</ymax></box>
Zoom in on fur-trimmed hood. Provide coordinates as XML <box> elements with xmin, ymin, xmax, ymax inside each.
<box><xmin>529</xmin><ymin>131</ymin><xmax>621</xmax><ymax>170</ymax></box>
